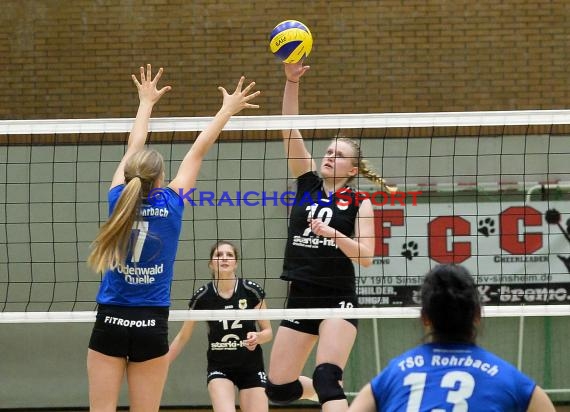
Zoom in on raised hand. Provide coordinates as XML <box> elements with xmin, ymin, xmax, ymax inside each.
<box><xmin>131</xmin><ymin>64</ymin><xmax>172</xmax><ymax>106</ymax></box>
<box><xmin>284</xmin><ymin>61</ymin><xmax>310</xmax><ymax>83</ymax></box>
<box><xmin>218</xmin><ymin>76</ymin><xmax>260</xmax><ymax>116</ymax></box>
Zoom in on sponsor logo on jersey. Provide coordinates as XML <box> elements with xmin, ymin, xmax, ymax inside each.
<box><xmin>117</xmin><ymin>263</ymin><xmax>164</xmax><ymax>285</ymax></box>
<box><xmin>211</xmin><ymin>333</ymin><xmax>245</xmax><ymax>350</ymax></box>
<box><xmin>292</xmin><ymin>235</ymin><xmax>337</xmax><ymax>249</ymax></box>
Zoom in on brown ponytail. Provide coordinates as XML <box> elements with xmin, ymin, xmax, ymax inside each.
<box><xmin>87</xmin><ymin>149</ymin><xmax>164</xmax><ymax>273</ymax></box>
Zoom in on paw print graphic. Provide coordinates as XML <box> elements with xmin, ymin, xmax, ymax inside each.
<box><xmin>401</xmin><ymin>241</ymin><xmax>419</xmax><ymax>261</ymax></box>
<box><xmin>411</xmin><ymin>290</ymin><xmax>421</xmax><ymax>305</ymax></box>
<box><xmin>477</xmin><ymin>217</ymin><xmax>496</xmax><ymax>237</ymax></box>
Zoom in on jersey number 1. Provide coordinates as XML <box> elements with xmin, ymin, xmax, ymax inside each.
<box><xmin>131</xmin><ymin>221</ymin><xmax>149</xmax><ymax>263</ymax></box>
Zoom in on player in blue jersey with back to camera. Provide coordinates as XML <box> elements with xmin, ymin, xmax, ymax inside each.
<box><xmin>347</xmin><ymin>264</ymin><xmax>556</xmax><ymax>412</ymax></box>
<box><xmin>168</xmin><ymin>240</ymin><xmax>272</xmax><ymax>412</ymax></box>
<box><xmin>86</xmin><ymin>65</ymin><xmax>260</xmax><ymax>412</ymax></box>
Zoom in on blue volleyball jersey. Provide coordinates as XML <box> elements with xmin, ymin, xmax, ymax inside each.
<box><xmin>96</xmin><ymin>185</ymin><xmax>184</xmax><ymax>306</ymax></box>
<box><xmin>370</xmin><ymin>343</ymin><xmax>536</xmax><ymax>412</ymax></box>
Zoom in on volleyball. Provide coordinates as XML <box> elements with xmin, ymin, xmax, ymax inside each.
<box><xmin>269</xmin><ymin>20</ymin><xmax>313</xmax><ymax>63</ymax></box>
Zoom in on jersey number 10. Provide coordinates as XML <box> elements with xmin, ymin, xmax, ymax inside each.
<box><xmin>302</xmin><ymin>204</ymin><xmax>333</xmax><ymax>236</ymax></box>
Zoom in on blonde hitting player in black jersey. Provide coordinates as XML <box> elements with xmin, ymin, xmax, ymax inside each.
<box><xmin>169</xmin><ymin>241</ymin><xmax>272</xmax><ymax>412</ymax></box>
<box><xmin>265</xmin><ymin>62</ymin><xmax>393</xmax><ymax>412</ymax></box>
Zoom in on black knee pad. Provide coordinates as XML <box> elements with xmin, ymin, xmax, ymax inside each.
<box><xmin>312</xmin><ymin>363</ymin><xmax>346</xmax><ymax>404</ymax></box>
<box><xmin>265</xmin><ymin>379</ymin><xmax>303</xmax><ymax>405</ymax></box>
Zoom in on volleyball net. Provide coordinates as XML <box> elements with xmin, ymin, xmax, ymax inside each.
<box><xmin>1</xmin><ymin>111</ymin><xmax>570</xmax><ymax>403</ymax></box>
<box><xmin>2</xmin><ymin>111</ymin><xmax>570</xmax><ymax>320</ymax></box>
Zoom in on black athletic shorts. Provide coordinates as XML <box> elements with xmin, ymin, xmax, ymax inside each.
<box><xmin>88</xmin><ymin>304</ymin><xmax>169</xmax><ymax>362</ymax></box>
<box><xmin>207</xmin><ymin>367</ymin><xmax>267</xmax><ymax>390</ymax></box>
<box><xmin>280</xmin><ymin>281</ymin><xmax>358</xmax><ymax>335</ymax></box>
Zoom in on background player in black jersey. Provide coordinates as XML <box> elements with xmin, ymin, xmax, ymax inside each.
<box><xmin>169</xmin><ymin>241</ymin><xmax>273</xmax><ymax>412</ymax></box>
<box><xmin>265</xmin><ymin>62</ymin><xmax>393</xmax><ymax>412</ymax></box>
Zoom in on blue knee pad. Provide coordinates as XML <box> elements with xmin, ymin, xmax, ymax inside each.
<box><xmin>265</xmin><ymin>379</ymin><xmax>303</xmax><ymax>405</ymax></box>
<box><xmin>313</xmin><ymin>363</ymin><xmax>346</xmax><ymax>404</ymax></box>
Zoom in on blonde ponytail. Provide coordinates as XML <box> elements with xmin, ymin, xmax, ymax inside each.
<box><xmin>335</xmin><ymin>137</ymin><xmax>397</xmax><ymax>193</ymax></box>
<box><xmin>359</xmin><ymin>159</ymin><xmax>397</xmax><ymax>193</ymax></box>
<box><xmin>87</xmin><ymin>178</ymin><xmax>143</xmax><ymax>273</ymax></box>
<box><xmin>87</xmin><ymin>149</ymin><xmax>164</xmax><ymax>273</ymax></box>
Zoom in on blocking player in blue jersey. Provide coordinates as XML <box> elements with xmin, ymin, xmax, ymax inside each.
<box><xmin>348</xmin><ymin>264</ymin><xmax>555</xmax><ymax>412</ymax></box>
<box><xmin>265</xmin><ymin>61</ymin><xmax>394</xmax><ymax>412</ymax></box>
<box><xmin>168</xmin><ymin>240</ymin><xmax>272</xmax><ymax>412</ymax></box>
<box><xmin>86</xmin><ymin>65</ymin><xmax>260</xmax><ymax>412</ymax></box>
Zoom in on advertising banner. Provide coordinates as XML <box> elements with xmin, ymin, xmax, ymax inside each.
<box><xmin>357</xmin><ymin>200</ymin><xmax>570</xmax><ymax>306</ymax></box>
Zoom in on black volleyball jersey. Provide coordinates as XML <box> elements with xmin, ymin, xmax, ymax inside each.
<box><xmin>282</xmin><ymin>171</ymin><xmax>360</xmax><ymax>292</ymax></box>
<box><xmin>188</xmin><ymin>278</ymin><xmax>266</xmax><ymax>370</ymax></box>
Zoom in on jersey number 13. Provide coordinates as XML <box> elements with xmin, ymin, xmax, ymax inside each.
<box><xmin>403</xmin><ymin>371</ymin><xmax>475</xmax><ymax>412</ymax></box>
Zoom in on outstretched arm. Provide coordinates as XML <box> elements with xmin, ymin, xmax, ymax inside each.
<box><xmin>168</xmin><ymin>76</ymin><xmax>260</xmax><ymax>196</ymax></box>
<box><xmin>168</xmin><ymin>320</ymin><xmax>196</xmax><ymax>363</ymax></box>
<box><xmin>282</xmin><ymin>62</ymin><xmax>315</xmax><ymax>177</ymax></box>
<box><xmin>111</xmin><ymin>64</ymin><xmax>171</xmax><ymax>189</ymax></box>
